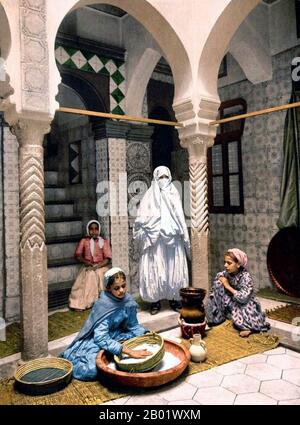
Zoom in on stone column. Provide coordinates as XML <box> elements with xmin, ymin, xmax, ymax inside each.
<box><xmin>174</xmin><ymin>97</ymin><xmax>219</xmax><ymax>293</ymax></box>
<box><xmin>185</xmin><ymin>136</ymin><xmax>214</xmax><ymax>292</ymax></box>
<box><xmin>94</xmin><ymin>121</ymin><xmax>131</xmax><ymax>281</ymax></box>
<box><xmin>12</xmin><ymin>119</ymin><xmax>50</xmax><ymax>360</ymax></box>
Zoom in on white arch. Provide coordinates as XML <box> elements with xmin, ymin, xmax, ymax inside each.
<box><xmin>0</xmin><ymin>3</ymin><xmax>11</xmax><ymax>60</ymax></box>
<box><xmin>0</xmin><ymin>2</ymin><xmax>14</xmax><ymax>106</ymax></box>
<box><xmin>126</xmin><ymin>48</ymin><xmax>162</xmax><ymax>116</ymax></box>
<box><xmin>229</xmin><ymin>14</ymin><xmax>272</xmax><ymax>85</ymax></box>
<box><xmin>197</xmin><ymin>0</ymin><xmax>261</xmax><ymax>100</ymax></box>
<box><xmin>48</xmin><ymin>0</ymin><xmax>192</xmax><ymax>117</ymax></box>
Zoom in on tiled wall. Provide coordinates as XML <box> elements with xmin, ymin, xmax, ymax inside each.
<box><xmin>209</xmin><ymin>46</ymin><xmax>296</xmax><ymax>290</ymax></box>
<box><xmin>3</xmin><ymin>127</ymin><xmax>20</xmax><ymax>320</ymax></box>
<box><xmin>0</xmin><ymin>122</ymin><xmax>3</xmax><ymax>318</ymax></box>
<box><xmin>55</xmin><ymin>45</ymin><xmax>126</xmax><ymax>115</ymax></box>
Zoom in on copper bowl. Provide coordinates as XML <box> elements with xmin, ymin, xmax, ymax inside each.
<box><xmin>96</xmin><ymin>339</ymin><xmax>190</xmax><ymax>388</ymax></box>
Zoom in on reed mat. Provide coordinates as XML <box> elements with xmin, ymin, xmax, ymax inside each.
<box><xmin>266</xmin><ymin>304</ymin><xmax>300</xmax><ymax>326</ymax></box>
<box><xmin>0</xmin><ymin>321</ymin><xmax>279</xmax><ymax>405</ymax></box>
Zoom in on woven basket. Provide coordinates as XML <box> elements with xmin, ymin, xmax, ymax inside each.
<box><xmin>14</xmin><ymin>357</ymin><xmax>73</xmax><ymax>396</ymax></box>
<box><xmin>114</xmin><ymin>333</ymin><xmax>165</xmax><ymax>373</ymax></box>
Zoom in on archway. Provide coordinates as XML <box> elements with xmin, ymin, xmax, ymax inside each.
<box><xmin>197</xmin><ymin>0</ymin><xmax>261</xmax><ymax>99</ymax></box>
<box><xmin>48</xmin><ymin>0</ymin><xmax>192</xmax><ymax>118</ymax></box>
<box><xmin>0</xmin><ymin>3</ymin><xmax>13</xmax><ymax>104</ymax></box>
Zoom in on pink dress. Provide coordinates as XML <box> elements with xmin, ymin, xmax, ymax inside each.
<box><xmin>69</xmin><ymin>237</ymin><xmax>112</xmax><ymax>310</ymax></box>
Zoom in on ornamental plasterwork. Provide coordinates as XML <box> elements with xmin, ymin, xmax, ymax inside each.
<box><xmin>20</xmin><ymin>0</ymin><xmax>49</xmax><ymax>112</ymax></box>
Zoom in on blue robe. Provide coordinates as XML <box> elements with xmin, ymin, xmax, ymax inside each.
<box><xmin>61</xmin><ymin>291</ymin><xmax>147</xmax><ymax>380</ymax></box>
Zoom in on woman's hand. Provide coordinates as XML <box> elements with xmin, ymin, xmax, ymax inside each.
<box><xmin>219</xmin><ymin>276</ymin><xmax>231</xmax><ymax>290</ymax></box>
<box><xmin>122</xmin><ymin>347</ymin><xmax>152</xmax><ymax>359</ymax></box>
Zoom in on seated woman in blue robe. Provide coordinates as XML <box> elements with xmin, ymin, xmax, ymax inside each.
<box><xmin>61</xmin><ymin>267</ymin><xmax>150</xmax><ymax>380</ymax></box>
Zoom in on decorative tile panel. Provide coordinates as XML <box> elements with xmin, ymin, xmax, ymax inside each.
<box><xmin>55</xmin><ymin>45</ymin><xmax>126</xmax><ymax>115</ymax></box>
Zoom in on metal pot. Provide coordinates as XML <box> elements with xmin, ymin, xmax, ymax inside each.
<box><xmin>179</xmin><ymin>287</ymin><xmax>206</xmax><ymax>324</ymax></box>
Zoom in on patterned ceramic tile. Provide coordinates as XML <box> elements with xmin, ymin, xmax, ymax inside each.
<box><xmin>55</xmin><ymin>45</ymin><xmax>126</xmax><ymax>114</ymax></box>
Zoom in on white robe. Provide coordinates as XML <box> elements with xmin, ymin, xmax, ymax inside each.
<box><xmin>133</xmin><ymin>166</ymin><xmax>190</xmax><ymax>302</ymax></box>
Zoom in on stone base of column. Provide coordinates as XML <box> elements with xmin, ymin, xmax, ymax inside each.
<box><xmin>21</xmin><ymin>242</ymin><xmax>48</xmax><ymax>360</ymax></box>
<box><xmin>191</xmin><ymin>230</ymin><xmax>209</xmax><ymax>294</ymax></box>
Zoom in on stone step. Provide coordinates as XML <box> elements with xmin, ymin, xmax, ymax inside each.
<box><xmin>45</xmin><ymin>203</ymin><xmax>75</xmax><ymax>220</ymax></box>
<box><xmin>45</xmin><ymin>171</ymin><xmax>58</xmax><ymax>186</ymax></box>
<box><xmin>47</xmin><ymin>262</ymin><xmax>80</xmax><ymax>285</ymax></box>
<box><xmin>48</xmin><ymin>257</ymin><xmax>78</xmax><ymax>267</ymax></box>
<box><xmin>48</xmin><ymin>280</ymin><xmax>74</xmax><ymax>311</ymax></box>
<box><xmin>45</xmin><ymin>187</ymin><xmax>67</xmax><ymax>202</ymax></box>
<box><xmin>46</xmin><ymin>220</ymin><xmax>82</xmax><ymax>238</ymax></box>
<box><xmin>46</xmin><ymin>234</ymin><xmax>82</xmax><ymax>245</ymax></box>
<box><xmin>47</xmin><ymin>242</ymin><xmax>78</xmax><ymax>261</ymax></box>
<box><xmin>46</xmin><ymin>216</ymin><xmax>82</xmax><ymax>223</ymax></box>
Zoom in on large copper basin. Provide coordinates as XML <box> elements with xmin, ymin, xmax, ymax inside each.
<box><xmin>96</xmin><ymin>339</ymin><xmax>190</xmax><ymax>388</ymax></box>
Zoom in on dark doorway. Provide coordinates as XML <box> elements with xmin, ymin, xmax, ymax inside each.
<box><xmin>149</xmin><ymin>106</ymin><xmax>174</xmax><ymax>171</ymax></box>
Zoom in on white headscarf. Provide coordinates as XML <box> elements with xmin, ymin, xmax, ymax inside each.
<box><xmin>86</xmin><ymin>220</ymin><xmax>104</xmax><ymax>257</ymax></box>
<box><xmin>133</xmin><ymin>166</ymin><xmax>190</xmax><ymax>251</ymax></box>
<box><xmin>104</xmin><ymin>267</ymin><xmax>125</xmax><ymax>288</ymax></box>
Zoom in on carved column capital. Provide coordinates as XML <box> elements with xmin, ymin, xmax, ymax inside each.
<box><xmin>10</xmin><ymin>118</ymin><xmax>50</xmax><ymax>147</ymax></box>
<box><xmin>180</xmin><ymin>134</ymin><xmax>215</xmax><ymax>164</ymax></box>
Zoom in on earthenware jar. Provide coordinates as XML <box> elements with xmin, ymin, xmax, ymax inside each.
<box><xmin>180</xmin><ymin>287</ymin><xmax>206</xmax><ymax>324</ymax></box>
<box><xmin>189</xmin><ymin>334</ymin><xmax>207</xmax><ymax>363</ymax></box>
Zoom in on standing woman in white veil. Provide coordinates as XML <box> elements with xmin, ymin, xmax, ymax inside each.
<box><xmin>133</xmin><ymin>166</ymin><xmax>190</xmax><ymax>314</ymax></box>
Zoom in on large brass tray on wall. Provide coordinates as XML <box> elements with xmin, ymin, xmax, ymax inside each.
<box><xmin>267</xmin><ymin>227</ymin><xmax>300</xmax><ymax>298</ymax></box>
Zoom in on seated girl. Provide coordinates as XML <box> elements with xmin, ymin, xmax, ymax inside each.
<box><xmin>62</xmin><ymin>267</ymin><xmax>150</xmax><ymax>381</ymax></box>
<box><xmin>205</xmin><ymin>248</ymin><xmax>270</xmax><ymax>337</ymax></box>
<box><xmin>69</xmin><ymin>220</ymin><xmax>111</xmax><ymax>311</ymax></box>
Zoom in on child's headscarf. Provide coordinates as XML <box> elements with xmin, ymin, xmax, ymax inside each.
<box><xmin>86</xmin><ymin>220</ymin><xmax>104</xmax><ymax>257</ymax></box>
<box><xmin>104</xmin><ymin>267</ymin><xmax>125</xmax><ymax>288</ymax></box>
<box><xmin>227</xmin><ymin>248</ymin><xmax>248</xmax><ymax>268</ymax></box>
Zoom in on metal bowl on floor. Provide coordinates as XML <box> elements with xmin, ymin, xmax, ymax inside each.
<box><xmin>14</xmin><ymin>357</ymin><xmax>73</xmax><ymax>396</ymax></box>
<box><xmin>97</xmin><ymin>339</ymin><xmax>190</xmax><ymax>388</ymax></box>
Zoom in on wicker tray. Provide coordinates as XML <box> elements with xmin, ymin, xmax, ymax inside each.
<box><xmin>14</xmin><ymin>357</ymin><xmax>73</xmax><ymax>396</ymax></box>
<box><xmin>114</xmin><ymin>333</ymin><xmax>164</xmax><ymax>373</ymax></box>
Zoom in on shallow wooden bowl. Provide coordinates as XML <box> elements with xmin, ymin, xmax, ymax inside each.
<box><xmin>14</xmin><ymin>357</ymin><xmax>73</xmax><ymax>396</ymax></box>
<box><xmin>96</xmin><ymin>339</ymin><xmax>190</xmax><ymax>388</ymax></box>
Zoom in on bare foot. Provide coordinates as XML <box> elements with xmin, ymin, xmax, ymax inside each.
<box><xmin>239</xmin><ymin>330</ymin><xmax>252</xmax><ymax>338</ymax></box>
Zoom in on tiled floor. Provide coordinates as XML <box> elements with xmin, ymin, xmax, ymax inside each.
<box><xmin>1</xmin><ymin>296</ymin><xmax>300</xmax><ymax>405</ymax></box>
<box><xmin>103</xmin><ymin>327</ymin><xmax>300</xmax><ymax>406</ymax></box>
<box><xmin>103</xmin><ymin>297</ymin><xmax>300</xmax><ymax>406</ymax></box>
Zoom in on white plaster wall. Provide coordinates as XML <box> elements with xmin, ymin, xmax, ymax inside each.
<box><xmin>269</xmin><ymin>0</ymin><xmax>298</xmax><ymax>55</ymax></box>
<box><xmin>1</xmin><ymin>0</ymin><xmax>21</xmax><ymax>114</ymax></box>
<box><xmin>219</xmin><ymin>0</ymin><xmax>300</xmax><ymax>87</ymax></box>
<box><xmin>0</xmin><ymin>4</ymin><xmax>11</xmax><ymax>59</ymax></box>
<box><xmin>66</xmin><ymin>7</ymin><xmax>123</xmax><ymax>47</ymax></box>
<box><xmin>218</xmin><ymin>53</ymin><xmax>247</xmax><ymax>88</ymax></box>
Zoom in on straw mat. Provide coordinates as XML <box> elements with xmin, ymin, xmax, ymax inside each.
<box><xmin>266</xmin><ymin>304</ymin><xmax>300</xmax><ymax>325</ymax></box>
<box><xmin>0</xmin><ymin>321</ymin><xmax>279</xmax><ymax>405</ymax></box>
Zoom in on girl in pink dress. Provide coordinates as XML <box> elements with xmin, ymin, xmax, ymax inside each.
<box><xmin>69</xmin><ymin>220</ymin><xmax>112</xmax><ymax>311</ymax></box>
